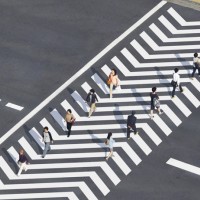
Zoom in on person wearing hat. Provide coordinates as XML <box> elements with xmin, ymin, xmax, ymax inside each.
<box><xmin>127</xmin><ymin>111</ymin><xmax>138</xmax><ymax>139</ymax></box>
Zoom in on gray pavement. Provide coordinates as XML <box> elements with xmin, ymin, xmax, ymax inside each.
<box><xmin>0</xmin><ymin>1</ymin><xmax>200</xmax><ymax>200</ymax></box>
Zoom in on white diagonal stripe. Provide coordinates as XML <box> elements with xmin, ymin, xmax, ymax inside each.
<box><xmin>168</xmin><ymin>7</ymin><xmax>200</xmax><ymax>26</ymax></box>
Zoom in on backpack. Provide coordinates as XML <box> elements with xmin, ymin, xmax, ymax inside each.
<box><xmin>153</xmin><ymin>97</ymin><xmax>160</xmax><ymax>108</ymax></box>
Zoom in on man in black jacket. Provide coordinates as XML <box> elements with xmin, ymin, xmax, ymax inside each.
<box><xmin>85</xmin><ymin>89</ymin><xmax>98</xmax><ymax>118</ymax></box>
<box><xmin>42</xmin><ymin>127</ymin><xmax>53</xmax><ymax>158</ymax></box>
<box><xmin>127</xmin><ymin>111</ymin><xmax>138</xmax><ymax>139</ymax></box>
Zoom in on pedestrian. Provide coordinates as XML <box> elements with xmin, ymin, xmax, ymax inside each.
<box><xmin>85</xmin><ymin>89</ymin><xmax>98</xmax><ymax>118</ymax></box>
<box><xmin>17</xmin><ymin>149</ymin><xmax>29</xmax><ymax>176</ymax></box>
<box><xmin>127</xmin><ymin>111</ymin><xmax>138</xmax><ymax>139</ymax></box>
<box><xmin>191</xmin><ymin>52</ymin><xmax>200</xmax><ymax>79</ymax></box>
<box><xmin>107</xmin><ymin>69</ymin><xmax>119</xmax><ymax>98</ymax></box>
<box><xmin>42</xmin><ymin>127</ymin><xmax>53</xmax><ymax>158</ymax></box>
<box><xmin>150</xmin><ymin>87</ymin><xmax>163</xmax><ymax>119</ymax></box>
<box><xmin>105</xmin><ymin>132</ymin><xmax>115</xmax><ymax>160</ymax></box>
<box><xmin>65</xmin><ymin>109</ymin><xmax>75</xmax><ymax>137</ymax></box>
<box><xmin>171</xmin><ymin>68</ymin><xmax>183</xmax><ymax>98</ymax></box>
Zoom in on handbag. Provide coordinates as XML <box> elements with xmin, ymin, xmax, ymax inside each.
<box><xmin>171</xmin><ymin>80</ymin><xmax>177</xmax><ymax>87</ymax></box>
<box><xmin>107</xmin><ymin>75</ymin><xmax>112</xmax><ymax>85</ymax></box>
<box><xmin>104</xmin><ymin>139</ymin><xmax>109</xmax><ymax>145</ymax></box>
<box><xmin>71</xmin><ymin>118</ymin><xmax>75</xmax><ymax>125</ymax></box>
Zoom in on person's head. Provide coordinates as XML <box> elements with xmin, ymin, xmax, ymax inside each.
<box><xmin>152</xmin><ymin>87</ymin><xmax>157</xmax><ymax>93</ymax></box>
<box><xmin>90</xmin><ymin>89</ymin><xmax>95</xmax><ymax>94</ymax></box>
<box><xmin>194</xmin><ymin>52</ymin><xmax>198</xmax><ymax>58</ymax></box>
<box><xmin>174</xmin><ymin>68</ymin><xmax>179</xmax><ymax>73</ymax></box>
<box><xmin>67</xmin><ymin>109</ymin><xmax>72</xmax><ymax>114</ymax></box>
<box><xmin>107</xmin><ymin>132</ymin><xmax>112</xmax><ymax>140</ymax></box>
<box><xmin>132</xmin><ymin>111</ymin><xmax>136</xmax><ymax>115</ymax></box>
<box><xmin>111</xmin><ymin>69</ymin><xmax>117</xmax><ymax>76</ymax></box>
<box><xmin>19</xmin><ymin>149</ymin><xmax>24</xmax><ymax>155</ymax></box>
<box><xmin>44</xmin><ymin>126</ymin><xmax>48</xmax><ymax>132</ymax></box>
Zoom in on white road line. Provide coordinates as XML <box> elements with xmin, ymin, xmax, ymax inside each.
<box><xmin>0</xmin><ymin>0</ymin><xmax>167</xmax><ymax>145</ymax></box>
<box><xmin>111</xmin><ymin>56</ymin><xmax>191</xmax><ymax>76</ymax></box>
<box><xmin>40</xmin><ymin>117</ymin><xmax>161</xmax><ymax>146</ymax></box>
<box><xmin>182</xmin><ymin>87</ymin><xmax>200</xmax><ymax>108</ymax></box>
<box><xmin>0</xmin><ymin>191</ymin><xmax>79</xmax><ymax>200</ymax></box>
<box><xmin>29</xmin><ymin>127</ymin><xmax>45</xmax><ymax>148</ymax></box>
<box><xmin>141</xmin><ymin>31</ymin><xmax>200</xmax><ymax>51</ymax></box>
<box><xmin>18</xmin><ymin>137</ymin><xmax>131</xmax><ymax>175</ymax></box>
<box><xmin>121</xmin><ymin>48</ymin><xmax>192</xmax><ymax>67</ymax></box>
<box><xmin>166</xmin><ymin>158</ymin><xmax>200</xmax><ymax>176</ymax></box>
<box><xmin>153</xmin><ymin>115</ymin><xmax>172</xmax><ymax>136</ymax></box>
<box><xmin>61</xmin><ymin>99</ymin><xmax>80</xmax><ymax>117</ymax></box>
<box><xmin>149</xmin><ymin>23</ymin><xmax>200</xmax><ymax>42</ymax></box>
<box><xmin>131</xmin><ymin>134</ymin><xmax>152</xmax><ymax>155</ymax></box>
<box><xmin>8</xmin><ymin>146</ymin><xmax>120</xmax><ymax>186</ymax></box>
<box><xmin>159</xmin><ymin>15</ymin><xmax>200</xmax><ymax>34</ymax></box>
<box><xmin>5</xmin><ymin>103</ymin><xmax>24</xmax><ymax>111</ymax></box>
<box><xmin>168</xmin><ymin>7</ymin><xmax>200</xmax><ymax>26</ymax></box>
<box><xmin>172</xmin><ymin>96</ymin><xmax>191</xmax><ymax>117</ymax></box>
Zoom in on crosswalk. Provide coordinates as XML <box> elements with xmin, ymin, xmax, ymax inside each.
<box><xmin>1</xmin><ymin>4</ymin><xmax>200</xmax><ymax>200</ymax></box>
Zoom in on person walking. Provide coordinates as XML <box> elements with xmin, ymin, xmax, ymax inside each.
<box><xmin>42</xmin><ymin>127</ymin><xmax>53</xmax><ymax>158</ymax></box>
<box><xmin>65</xmin><ymin>109</ymin><xmax>75</xmax><ymax>137</ymax></box>
<box><xmin>107</xmin><ymin>69</ymin><xmax>119</xmax><ymax>98</ymax></box>
<box><xmin>17</xmin><ymin>149</ymin><xmax>29</xmax><ymax>176</ymax></box>
<box><xmin>171</xmin><ymin>68</ymin><xmax>183</xmax><ymax>98</ymax></box>
<box><xmin>127</xmin><ymin>111</ymin><xmax>138</xmax><ymax>139</ymax></box>
<box><xmin>85</xmin><ymin>89</ymin><xmax>98</xmax><ymax>118</ymax></box>
<box><xmin>191</xmin><ymin>52</ymin><xmax>200</xmax><ymax>79</ymax></box>
<box><xmin>150</xmin><ymin>87</ymin><xmax>163</xmax><ymax>119</ymax></box>
<box><xmin>105</xmin><ymin>132</ymin><xmax>115</xmax><ymax>161</ymax></box>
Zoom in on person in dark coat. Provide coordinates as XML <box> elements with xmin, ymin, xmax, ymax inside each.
<box><xmin>127</xmin><ymin>111</ymin><xmax>138</xmax><ymax>139</ymax></box>
<box><xmin>85</xmin><ymin>89</ymin><xmax>98</xmax><ymax>118</ymax></box>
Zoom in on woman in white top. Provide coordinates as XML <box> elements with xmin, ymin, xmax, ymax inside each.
<box><xmin>172</xmin><ymin>68</ymin><xmax>183</xmax><ymax>98</ymax></box>
<box><xmin>191</xmin><ymin>52</ymin><xmax>200</xmax><ymax>79</ymax></box>
<box><xmin>108</xmin><ymin>69</ymin><xmax>119</xmax><ymax>98</ymax></box>
<box><xmin>105</xmin><ymin>132</ymin><xmax>115</xmax><ymax>161</ymax></box>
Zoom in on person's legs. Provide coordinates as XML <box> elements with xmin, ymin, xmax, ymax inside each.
<box><xmin>192</xmin><ymin>67</ymin><xmax>196</xmax><ymax>77</ymax></box>
<box><xmin>110</xmin><ymin>83</ymin><xmax>113</xmax><ymax>98</ymax></box>
<box><xmin>172</xmin><ymin>85</ymin><xmax>176</xmax><ymax>97</ymax></box>
<box><xmin>17</xmin><ymin>162</ymin><xmax>23</xmax><ymax>176</ymax></box>
<box><xmin>132</xmin><ymin>125</ymin><xmax>138</xmax><ymax>134</ymax></box>
<box><xmin>42</xmin><ymin>142</ymin><xmax>50</xmax><ymax>158</ymax></box>
<box><xmin>127</xmin><ymin>127</ymin><xmax>131</xmax><ymax>138</ymax></box>
<box><xmin>179</xmin><ymin>84</ymin><xmax>183</xmax><ymax>92</ymax></box>
<box><xmin>89</xmin><ymin>103</ymin><xmax>95</xmax><ymax>117</ymax></box>
<box><xmin>67</xmin><ymin>122</ymin><xmax>72</xmax><ymax>137</ymax></box>
<box><xmin>106</xmin><ymin>149</ymin><xmax>113</xmax><ymax>160</ymax></box>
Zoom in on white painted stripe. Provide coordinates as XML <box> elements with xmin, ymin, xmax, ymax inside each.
<box><xmin>61</xmin><ymin>99</ymin><xmax>80</xmax><ymax>117</ymax></box>
<box><xmin>153</xmin><ymin>115</ymin><xmax>172</xmax><ymax>136</ymax></box>
<box><xmin>91</xmin><ymin>74</ymin><xmax>110</xmax><ymax>94</ymax></box>
<box><xmin>8</xmin><ymin>146</ymin><xmax>120</xmax><ymax>186</ymax></box>
<box><xmin>5</xmin><ymin>103</ymin><xmax>24</xmax><ymax>111</ymax></box>
<box><xmin>29</xmin><ymin>127</ymin><xmax>45</xmax><ymax>148</ymax></box>
<box><xmin>182</xmin><ymin>87</ymin><xmax>200</xmax><ymax>108</ymax></box>
<box><xmin>81</xmin><ymin>82</ymin><xmax>101</xmax><ymax>100</ymax></box>
<box><xmin>141</xmin><ymin>31</ymin><xmax>200</xmax><ymax>51</ymax></box>
<box><xmin>121</xmin><ymin>48</ymin><xmax>192</xmax><ymax>67</ymax></box>
<box><xmin>111</xmin><ymin>56</ymin><xmax>191</xmax><ymax>76</ymax></box>
<box><xmin>172</xmin><ymin>96</ymin><xmax>191</xmax><ymax>117</ymax></box>
<box><xmin>132</xmin><ymin>134</ymin><xmax>152</xmax><ymax>155</ymax></box>
<box><xmin>0</xmin><ymin>0</ymin><xmax>167</xmax><ymax>145</ymax></box>
<box><xmin>112</xmin><ymin>152</ymin><xmax>131</xmax><ymax>175</ymax></box>
<box><xmin>71</xmin><ymin>91</ymin><xmax>90</xmax><ymax>112</ymax></box>
<box><xmin>168</xmin><ymin>7</ymin><xmax>200</xmax><ymax>26</ymax></box>
<box><xmin>0</xmin><ymin>191</ymin><xmax>79</xmax><ymax>200</ymax></box>
<box><xmin>159</xmin><ymin>15</ymin><xmax>200</xmax><ymax>34</ymax></box>
<box><xmin>40</xmin><ymin>118</ymin><xmax>65</xmax><ymax>139</ymax></box>
<box><xmin>161</xmin><ymin>105</ymin><xmax>182</xmax><ymax>126</ymax></box>
<box><xmin>139</xmin><ymin>123</ymin><xmax>162</xmax><ymax>146</ymax></box>
<box><xmin>149</xmin><ymin>23</ymin><xmax>200</xmax><ymax>42</ymax></box>
<box><xmin>191</xmin><ymin>78</ymin><xmax>200</xmax><ymax>92</ymax></box>
<box><xmin>50</xmin><ymin>108</ymin><xmax>67</xmax><ymax>131</ymax></box>
<box><xmin>18</xmin><ymin>137</ymin><xmax>131</xmax><ymax>175</ymax></box>
<box><xmin>167</xmin><ymin>158</ymin><xmax>200</xmax><ymax>176</ymax></box>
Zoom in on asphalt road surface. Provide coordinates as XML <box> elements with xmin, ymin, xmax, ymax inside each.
<box><xmin>0</xmin><ymin>1</ymin><xmax>200</xmax><ymax>200</ymax></box>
